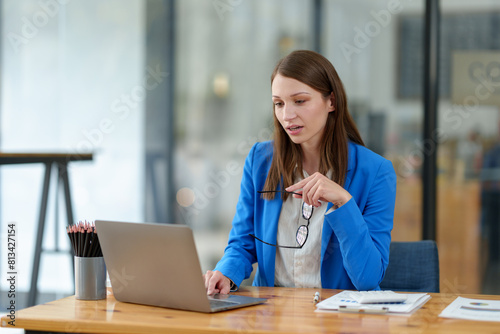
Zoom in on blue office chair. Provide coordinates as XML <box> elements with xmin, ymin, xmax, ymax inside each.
<box><xmin>380</xmin><ymin>240</ymin><xmax>440</xmax><ymax>293</ymax></box>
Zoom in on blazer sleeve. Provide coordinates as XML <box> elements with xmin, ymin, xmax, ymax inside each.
<box><xmin>213</xmin><ymin>143</ymin><xmax>259</xmax><ymax>287</ymax></box>
<box><xmin>325</xmin><ymin>158</ymin><xmax>396</xmax><ymax>290</ymax></box>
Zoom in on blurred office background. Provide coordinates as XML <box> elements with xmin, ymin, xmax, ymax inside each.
<box><xmin>1</xmin><ymin>0</ymin><xmax>499</xmax><ymax>309</ymax></box>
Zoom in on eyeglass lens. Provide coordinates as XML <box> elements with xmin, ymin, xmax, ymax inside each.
<box><xmin>295</xmin><ymin>202</ymin><xmax>313</xmax><ymax>246</ymax></box>
<box><xmin>302</xmin><ymin>202</ymin><xmax>313</xmax><ymax>220</ymax></box>
<box><xmin>296</xmin><ymin>225</ymin><xmax>308</xmax><ymax>246</ymax></box>
<box><xmin>251</xmin><ymin>190</ymin><xmax>314</xmax><ymax>248</ymax></box>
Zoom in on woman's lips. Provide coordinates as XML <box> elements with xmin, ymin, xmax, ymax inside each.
<box><xmin>287</xmin><ymin>126</ymin><xmax>303</xmax><ymax>135</ymax></box>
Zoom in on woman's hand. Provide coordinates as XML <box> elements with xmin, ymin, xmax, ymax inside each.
<box><xmin>203</xmin><ymin>270</ymin><xmax>232</xmax><ymax>295</ymax></box>
<box><xmin>286</xmin><ymin>172</ymin><xmax>352</xmax><ymax>208</ymax></box>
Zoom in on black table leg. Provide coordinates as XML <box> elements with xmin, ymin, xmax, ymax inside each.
<box><xmin>58</xmin><ymin>162</ymin><xmax>75</xmax><ymax>282</ymax></box>
<box><xmin>28</xmin><ymin>162</ymin><xmax>52</xmax><ymax>307</ymax></box>
<box><xmin>58</xmin><ymin>162</ymin><xmax>75</xmax><ymax>230</ymax></box>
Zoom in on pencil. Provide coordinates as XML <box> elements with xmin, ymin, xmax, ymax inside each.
<box><xmin>67</xmin><ymin>221</ymin><xmax>102</xmax><ymax>258</ymax></box>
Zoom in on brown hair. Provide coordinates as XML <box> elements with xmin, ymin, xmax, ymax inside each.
<box><xmin>262</xmin><ymin>50</ymin><xmax>364</xmax><ymax>200</ymax></box>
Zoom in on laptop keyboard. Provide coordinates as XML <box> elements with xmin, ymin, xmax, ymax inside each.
<box><xmin>209</xmin><ymin>299</ymin><xmax>239</xmax><ymax>309</ymax></box>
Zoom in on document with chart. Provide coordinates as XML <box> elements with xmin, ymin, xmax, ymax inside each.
<box><xmin>315</xmin><ymin>291</ymin><xmax>430</xmax><ymax>314</ymax></box>
<box><xmin>439</xmin><ymin>297</ymin><xmax>500</xmax><ymax>322</ymax></box>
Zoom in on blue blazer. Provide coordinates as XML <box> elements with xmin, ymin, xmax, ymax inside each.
<box><xmin>214</xmin><ymin>141</ymin><xmax>397</xmax><ymax>290</ymax></box>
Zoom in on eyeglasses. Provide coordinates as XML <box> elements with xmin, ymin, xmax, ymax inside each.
<box><xmin>249</xmin><ymin>190</ymin><xmax>314</xmax><ymax>249</ymax></box>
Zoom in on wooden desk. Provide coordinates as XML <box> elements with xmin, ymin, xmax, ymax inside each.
<box><xmin>0</xmin><ymin>152</ymin><xmax>93</xmax><ymax>306</ymax></box>
<box><xmin>2</xmin><ymin>287</ymin><xmax>500</xmax><ymax>334</ymax></box>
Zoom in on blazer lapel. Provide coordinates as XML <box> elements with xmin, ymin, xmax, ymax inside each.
<box><xmin>321</xmin><ymin>142</ymin><xmax>355</xmax><ymax>267</ymax></box>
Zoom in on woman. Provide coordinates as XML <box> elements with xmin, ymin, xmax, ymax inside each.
<box><xmin>204</xmin><ymin>50</ymin><xmax>396</xmax><ymax>294</ymax></box>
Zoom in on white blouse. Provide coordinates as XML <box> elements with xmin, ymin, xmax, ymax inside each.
<box><xmin>274</xmin><ymin>171</ymin><xmax>331</xmax><ymax>288</ymax></box>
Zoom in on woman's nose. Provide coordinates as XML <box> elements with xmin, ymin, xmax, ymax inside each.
<box><xmin>282</xmin><ymin>105</ymin><xmax>297</xmax><ymax>121</ymax></box>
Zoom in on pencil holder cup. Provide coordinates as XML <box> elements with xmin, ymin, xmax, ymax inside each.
<box><xmin>74</xmin><ymin>256</ymin><xmax>106</xmax><ymax>300</ymax></box>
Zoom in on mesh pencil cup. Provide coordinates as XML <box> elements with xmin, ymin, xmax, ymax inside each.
<box><xmin>74</xmin><ymin>256</ymin><xmax>106</xmax><ymax>300</ymax></box>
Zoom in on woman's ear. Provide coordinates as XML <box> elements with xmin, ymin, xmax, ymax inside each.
<box><xmin>329</xmin><ymin>92</ymin><xmax>335</xmax><ymax>112</ymax></box>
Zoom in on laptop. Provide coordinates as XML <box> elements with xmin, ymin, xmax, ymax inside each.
<box><xmin>95</xmin><ymin>220</ymin><xmax>266</xmax><ymax>313</ymax></box>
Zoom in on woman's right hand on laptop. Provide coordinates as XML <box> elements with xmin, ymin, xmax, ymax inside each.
<box><xmin>204</xmin><ymin>270</ymin><xmax>231</xmax><ymax>295</ymax></box>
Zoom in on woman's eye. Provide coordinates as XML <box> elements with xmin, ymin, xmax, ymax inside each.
<box><xmin>295</xmin><ymin>100</ymin><xmax>305</xmax><ymax>104</ymax></box>
<box><xmin>274</xmin><ymin>102</ymin><xmax>283</xmax><ymax>107</ymax></box>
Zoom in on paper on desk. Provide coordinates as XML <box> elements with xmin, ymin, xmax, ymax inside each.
<box><xmin>439</xmin><ymin>297</ymin><xmax>500</xmax><ymax>322</ymax></box>
<box><xmin>315</xmin><ymin>291</ymin><xmax>431</xmax><ymax>314</ymax></box>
